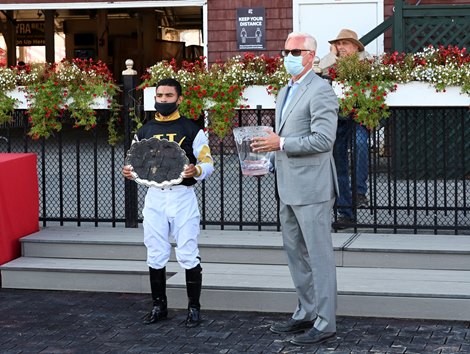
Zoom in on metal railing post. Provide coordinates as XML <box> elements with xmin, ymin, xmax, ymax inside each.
<box><xmin>122</xmin><ymin>59</ymin><xmax>139</xmax><ymax>228</ymax></box>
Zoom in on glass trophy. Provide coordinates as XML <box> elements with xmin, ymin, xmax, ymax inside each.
<box><xmin>233</xmin><ymin>126</ymin><xmax>273</xmax><ymax>176</ymax></box>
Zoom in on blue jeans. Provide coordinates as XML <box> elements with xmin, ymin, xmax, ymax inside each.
<box><xmin>333</xmin><ymin>120</ymin><xmax>369</xmax><ymax>219</ymax></box>
<box><xmin>355</xmin><ymin>124</ymin><xmax>369</xmax><ymax>196</ymax></box>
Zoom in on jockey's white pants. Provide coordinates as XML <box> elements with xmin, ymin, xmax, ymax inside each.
<box><xmin>142</xmin><ymin>185</ymin><xmax>200</xmax><ymax>270</ymax></box>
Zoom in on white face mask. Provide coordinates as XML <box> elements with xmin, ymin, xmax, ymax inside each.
<box><xmin>283</xmin><ymin>54</ymin><xmax>305</xmax><ymax>76</ymax></box>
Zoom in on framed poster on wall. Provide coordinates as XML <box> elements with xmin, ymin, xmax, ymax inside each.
<box><xmin>236</xmin><ymin>7</ymin><xmax>266</xmax><ymax>50</ymax></box>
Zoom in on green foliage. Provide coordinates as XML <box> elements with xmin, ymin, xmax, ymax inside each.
<box><xmin>329</xmin><ymin>45</ymin><xmax>470</xmax><ymax>129</ymax></box>
<box><xmin>333</xmin><ymin>54</ymin><xmax>396</xmax><ymax>129</ymax></box>
<box><xmin>139</xmin><ymin>53</ymin><xmax>288</xmax><ymax>138</ymax></box>
<box><xmin>0</xmin><ymin>93</ymin><xmax>16</xmax><ymax>125</ymax></box>
<box><xmin>1</xmin><ymin>59</ymin><xmax>121</xmax><ymax>144</ymax></box>
<box><xmin>27</xmin><ymin>79</ymin><xmax>66</xmax><ymax>139</ymax></box>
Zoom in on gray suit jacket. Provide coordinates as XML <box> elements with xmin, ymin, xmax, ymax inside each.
<box><xmin>274</xmin><ymin>71</ymin><xmax>339</xmax><ymax>205</ymax></box>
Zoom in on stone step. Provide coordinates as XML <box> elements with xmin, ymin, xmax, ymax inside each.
<box><xmin>18</xmin><ymin>226</ymin><xmax>470</xmax><ymax>270</ymax></box>
<box><xmin>1</xmin><ymin>256</ymin><xmax>469</xmax><ymax>321</ymax></box>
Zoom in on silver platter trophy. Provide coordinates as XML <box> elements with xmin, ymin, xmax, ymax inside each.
<box><xmin>125</xmin><ymin>138</ymin><xmax>189</xmax><ymax>188</ymax></box>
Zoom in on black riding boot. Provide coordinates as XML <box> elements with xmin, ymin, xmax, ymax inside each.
<box><xmin>185</xmin><ymin>264</ymin><xmax>202</xmax><ymax>328</ymax></box>
<box><xmin>143</xmin><ymin>267</ymin><xmax>168</xmax><ymax>324</ymax></box>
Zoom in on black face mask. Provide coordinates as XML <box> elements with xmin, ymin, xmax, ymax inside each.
<box><xmin>154</xmin><ymin>101</ymin><xmax>178</xmax><ymax>116</ymax></box>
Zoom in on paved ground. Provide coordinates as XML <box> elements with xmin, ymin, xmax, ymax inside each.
<box><xmin>0</xmin><ymin>289</ymin><xmax>469</xmax><ymax>354</ymax></box>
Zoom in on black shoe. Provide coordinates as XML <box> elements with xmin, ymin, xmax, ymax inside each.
<box><xmin>269</xmin><ymin>318</ymin><xmax>314</xmax><ymax>334</ymax></box>
<box><xmin>332</xmin><ymin>215</ymin><xmax>355</xmax><ymax>230</ymax></box>
<box><xmin>142</xmin><ymin>305</ymin><xmax>168</xmax><ymax>325</ymax></box>
<box><xmin>186</xmin><ymin>307</ymin><xmax>201</xmax><ymax>328</ymax></box>
<box><xmin>357</xmin><ymin>194</ymin><xmax>369</xmax><ymax>207</ymax></box>
<box><xmin>290</xmin><ymin>327</ymin><xmax>336</xmax><ymax>345</ymax></box>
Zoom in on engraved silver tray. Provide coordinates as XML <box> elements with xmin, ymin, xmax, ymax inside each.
<box><xmin>125</xmin><ymin>138</ymin><xmax>189</xmax><ymax>188</ymax></box>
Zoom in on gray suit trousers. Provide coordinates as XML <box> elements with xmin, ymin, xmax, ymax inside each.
<box><xmin>280</xmin><ymin>198</ymin><xmax>337</xmax><ymax>333</ymax></box>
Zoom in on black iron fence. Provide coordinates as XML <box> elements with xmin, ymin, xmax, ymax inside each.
<box><xmin>1</xmin><ymin>104</ymin><xmax>469</xmax><ymax>234</ymax></box>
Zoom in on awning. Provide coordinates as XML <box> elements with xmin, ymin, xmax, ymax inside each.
<box><xmin>1</xmin><ymin>0</ymin><xmax>205</xmax><ymax>10</ymax></box>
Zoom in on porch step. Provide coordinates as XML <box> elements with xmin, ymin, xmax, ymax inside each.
<box><xmin>2</xmin><ymin>256</ymin><xmax>469</xmax><ymax>321</ymax></box>
<box><xmin>1</xmin><ymin>226</ymin><xmax>470</xmax><ymax>321</ymax></box>
<box><xmin>17</xmin><ymin>226</ymin><xmax>470</xmax><ymax>270</ymax></box>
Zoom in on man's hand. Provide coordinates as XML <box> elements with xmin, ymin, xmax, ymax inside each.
<box><xmin>122</xmin><ymin>165</ymin><xmax>135</xmax><ymax>180</ymax></box>
<box><xmin>182</xmin><ymin>163</ymin><xmax>198</xmax><ymax>178</ymax></box>
<box><xmin>330</xmin><ymin>44</ymin><xmax>338</xmax><ymax>56</ymax></box>
<box><xmin>251</xmin><ymin>130</ymin><xmax>281</xmax><ymax>153</ymax></box>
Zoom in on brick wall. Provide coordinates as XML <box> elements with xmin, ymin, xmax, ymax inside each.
<box><xmin>207</xmin><ymin>0</ymin><xmax>292</xmax><ymax>64</ymax></box>
<box><xmin>206</xmin><ymin>0</ymin><xmax>469</xmax><ymax>60</ymax></box>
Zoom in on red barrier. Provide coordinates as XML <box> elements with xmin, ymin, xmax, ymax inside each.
<box><xmin>0</xmin><ymin>153</ymin><xmax>39</xmax><ymax>265</ymax></box>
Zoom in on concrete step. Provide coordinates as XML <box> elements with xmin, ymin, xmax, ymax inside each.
<box><xmin>2</xmin><ymin>226</ymin><xmax>470</xmax><ymax>321</ymax></box>
<box><xmin>1</xmin><ymin>256</ymin><xmax>469</xmax><ymax>321</ymax></box>
<box><xmin>18</xmin><ymin>226</ymin><xmax>470</xmax><ymax>270</ymax></box>
<box><xmin>19</xmin><ymin>226</ymin><xmax>292</xmax><ymax>265</ymax></box>
<box><xmin>342</xmin><ymin>233</ymin><xmax>470</xmax><ymax>270</ymax></box>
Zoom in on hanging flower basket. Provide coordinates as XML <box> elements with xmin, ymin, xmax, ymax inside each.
<box><xmin>139</xmin><ymin>53</ymin><xmax>289</xmax><ymax>138</ymax></box>
<box><xmin>0</xmin><ymin>59</ymin><xmax>121</xmax><ymax>144</ymax></box>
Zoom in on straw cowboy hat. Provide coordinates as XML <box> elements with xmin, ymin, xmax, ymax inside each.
<box><xmin>328</xmin><ymin>29</ymin><xmax>365</xmax><ymax>52</ymax></box>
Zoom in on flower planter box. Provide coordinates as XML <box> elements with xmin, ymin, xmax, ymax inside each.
<box><xmin>143</xmin><ymin>87</ymin><xmax>157</xmax><ymax>111</ymax></box>
<box><xmin>6</xmin><ymin>87</ymin><xmax>110</xmax><ymax>110</ymax></box>
<box><xmin>386</xmin><ymin>82</ymin><xmax>469</xmax><ymax>107</ymax></box>
<box><xmin>332</xmin><ymin>81</ymin><xmax>469</xmax><ymax>107</ymax></box>
<box><xmin>146</xmin><ymin>82</ymin><xmax>469</xmax><ymax>110</ymax></box>
<box><xmin>240</xmin><ymin>85</ymin><xmax>276</xmax><ymax>109</ymax></box>
<box><xmin>143</xmin><ymin>85</ymin><xmax>277</xmax><ymax>111</ymax></box>
<box><xmin>6</xmin><ymin>87</ymin><xmax>28</xmax><ymax>110</ymax></box>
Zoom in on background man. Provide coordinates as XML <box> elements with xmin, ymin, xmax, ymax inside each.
<box><xmin>320</xmin><ymin>29</ymin><xmax>371</xmax><ymax>226</ymax></box>
<box><xmin>122</xmin><ymin>78</ymin><xmax>214</xmax><ymax>328</ymax></box>
<box><xmin>252</xmin><ymin>32</ymin><xmax>338</xmax><ymax>345</ymax></box>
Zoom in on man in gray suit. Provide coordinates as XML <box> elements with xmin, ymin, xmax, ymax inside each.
<box><xmin>252</xmin><ymin>32</ymin><xmax>339</xmax><ymax>345</ymax></box>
